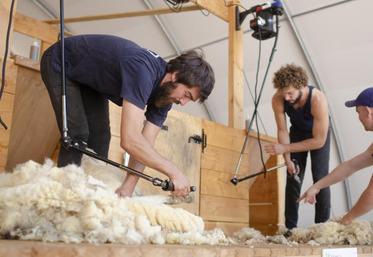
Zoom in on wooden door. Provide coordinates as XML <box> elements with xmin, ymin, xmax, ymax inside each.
<box><xmin>136</xmin><ymin>110</ymin><xmax>202</xmax><ymax>215</ymax></box>
<box><xmin>200</xmin><ymin>119</ymin><xmax>278</xmax><ymax>235</ymax></box>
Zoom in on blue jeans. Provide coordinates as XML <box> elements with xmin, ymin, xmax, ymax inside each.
<box><xmin>40</xmin><ymin>49</ymin><xmax>111</xmax><ymax>167</ymax></box>
<box><xmin>285</xmin><ymin>129</ymin><xmax>331</xmax><ymax>229</ymax></box>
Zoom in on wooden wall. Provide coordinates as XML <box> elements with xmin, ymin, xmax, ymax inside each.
<box><xmin>249</xmin><ymin>154</ymin><xmax>285</xmax><ymax>235</ymax></box>
<box><xmin>107</xmin><ymin>103</ymin><xmax>125</xmax><ymax>163</ymax></box>
<box><xmin>1</xmin><ymin>240</ymin><xmax>373</xmax><ymax>257</ymax></box>
<box><xmin>0</xmin><ymin>60</ymin><xmax>16</xmax><ymax>170</ymax></box>
<box><xmin>0</xmin><ymin>0</ymin><xmax>18</xmax><ymax>59</ymax></box>
<box><xmin>1</xmin><ymin>57</ymin><xmax>59</xmax><ymax>171</ymax></box>
<box><xmin>200</xmin><ymin>119</ymin><xmax>281</xmax><ymax>235</ymax></box>
<box><xmin>105</xmin><ymin>108</ymin><xmax>284</xmax><ymax>235</ymax></box>
<box><xmin>108</xmin><ymin>107</ymin><xmax>202</xmax><ymax>215</ymax></box>
<box><xmin>137</xmin><ymin>111</ymin><xmax>202</xmax><ymax>214</ymax></box>
<box><xmin>0</xmin><ymin>0</ymin><xmax>17</xmax><ymax>170</ymax></box>
<box><xmin>1</xmin><ymin>8</ymin><xmax>60</xmax><ymax>171</ymax></box>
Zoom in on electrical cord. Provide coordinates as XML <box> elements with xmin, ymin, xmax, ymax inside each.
<box><xmin>249</xmin><ymin>14</ymin><xmax>280</xmax><ymax>177</ymax></box>
<box><xmin>163</xmin><ymin>0</ymin><xmax>184</xmax><ymax>12</ymax></box>
<box><xmin>0</xmin><ymin>0</ymin><xmax>16</xmax><ymax>130</ymax></box>
<box><xmin>242</xmin><ymin>71</ymin><xmax>268</xmax><ymax>135</ymax></box>
<box><xmin>252</xmin><ymin>26</ymin><xmax>267</xmax><ymax>175</ymax></box>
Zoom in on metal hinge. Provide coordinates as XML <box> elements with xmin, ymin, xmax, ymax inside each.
<box><xmin>188</xmin><ymin>129</ymin><xmax>207</xmax><ymax>152</ymax></box>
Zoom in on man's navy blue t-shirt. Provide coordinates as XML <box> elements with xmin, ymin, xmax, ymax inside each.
<box><xmin>48</xmin><ymin>34</ymin><xmax>171</xmax><ymax>127</ymax></box>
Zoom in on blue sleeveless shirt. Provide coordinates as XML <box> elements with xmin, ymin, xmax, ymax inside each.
<box><xmin>284</xmin><ymin>86</ymin><xmax>314</xmax><ymax>135</ymax></box>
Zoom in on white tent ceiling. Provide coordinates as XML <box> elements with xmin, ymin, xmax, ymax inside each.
<box><xmin>13</xmin><ymin>0</ymin><xmax>373</xmax><ymax>227</ymax></box>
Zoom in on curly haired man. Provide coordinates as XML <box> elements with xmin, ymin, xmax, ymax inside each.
<box><xmin>264</xmin><ymin>64</ymin><xmax>331</xmax><ymax>231</ymax></box>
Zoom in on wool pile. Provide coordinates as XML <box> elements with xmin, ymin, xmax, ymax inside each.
<box><xmin>0</xmin><ymin>159</ymin><xmax>211</xmax><ymax>244</ymax></box>
<box><xmin>0</xmin><ymin>158</ymin><xmax>371</xmax><ymax>246</ymax></box>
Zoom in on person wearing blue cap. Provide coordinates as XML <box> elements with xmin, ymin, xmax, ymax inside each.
<box><xmin>299</xmin><ymin>87</ymin><xmax>373</xmax><ymax>224</ymax></box>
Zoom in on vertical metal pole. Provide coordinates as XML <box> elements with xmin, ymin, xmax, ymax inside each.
<box><xmin>60</xmin><ymin>0</ymin><xmax>68</xmax><ymax>140</ymax></box>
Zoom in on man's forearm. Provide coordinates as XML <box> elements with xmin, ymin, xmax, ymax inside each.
<box><xmin>343</xmin><ymin>187</ymin><xmax>373</xmax><ymax>222</ymax></box>
<box><xmin>278</xmin><ymin>130</ymin><xmax>291</xmax><ymax>162</ymax></box>
<box><xmin>313</xmin><ymin>162</ymin><xmax>353</xmax><ymax>191</ymax></box>
<box><xmin>120</xmin><ymin>157</ymin><xmax>144</xmax><ymax>195</ymax></box>
<box><xmin>124</xmin><ymin>157</ymin><xmax>145</xmax><ymax>182</ymax></box>
<box><xmin>285</xmin><ymin>137</ymin><xmax>325</xmax><ymax>153</ymax></box>
<box><xmin>314</xmin><ymin>151</ymin><xmax>372</xmax><ymax>191</ymax></box>
<box><xmin>122</xmin><ymin>134</ymin><xmax>177</xmax><ymax>179</ymax></box>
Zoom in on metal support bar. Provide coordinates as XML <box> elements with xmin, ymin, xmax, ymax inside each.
<box><xmin>163</xmin><ymin>0</ymin><xmax>356</xmax><ymax>60</ymax></box>
<box><xmin>292</xmin><ymin>0</ymin><xmax>357</xmax><ymax>18</ymax></box>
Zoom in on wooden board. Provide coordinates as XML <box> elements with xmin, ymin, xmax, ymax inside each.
<box><xmin>200</xmin><ymin>119</ymin><xmax>281</xmax><ymax>234</ymax></box>
<box><xmin>0</xmin><ymin>61</ymin><xmax>17</xmax><ymax>170</ymax></box>
<box><xmin>108</xmin><ymin>135</ymin><xmax>124</xmax><ymax>164</ymax></box>
<box><xmin>1</xmin><ymin>240</ymin><xmax>372</xmax><ymax>257</ymax></box>
<box><xmin>228</xmin><ymin>3</ymin><xmax>244</xmax><ymax>129</ymax></box>
<box><xmin>0</xmin><ymin>0</ymin><xmax>17</xmax><ymax>60</ymax></box>
<box><xmin>200</xmin><ymin>194</ymin><xmax>248</xmax><ymax>223</ymax></box>
<box><xmin>190</xmin><ymin>0</ymin><xmax>229</xmax><ymax>21</ymax></box>
<box><xmin>108</xmin><ymin>102</ymin><xmax>122</xmax><ymax>138</ymax></box>
<box><xmin>204</xmin><ymin>221</ymin><xmax>249</xmax><ymax>236</ymax></box>
<box><xmin>14</xmin><ymin>12</ymin><xmax>59</xmax><ymax>45</ymax></box>
<box><xmin>201</xmin><ymin>145</ymin><xmax>250</xmax><ymax>173</ymax></box>
<box><xmin>136</xmin><ymin>110</ymin><xmax>202</xmax><ymax>215</ymax></box>
<box><xmin>5</xmin><ymin>64</ymin><xmax>59</xmax><ymax>170</ymax></box>
<box><xmin>249</xmin><ymin>155</ymin><xmax>285</xmax><ymax>235</ymax></box>
<box><xmin>0</xmin><ymin>92</ymin><xmax>14</xmax><ymax>170</ymax></box>
<box><xmin>201</xmin><ymin>168</ymin><xmax>249</xmax><ymax>199</ymax></box>
<box><xmin>44</xmin><ymin>6</ymin><xmax>200</xmax><ymax>24</ymax></box>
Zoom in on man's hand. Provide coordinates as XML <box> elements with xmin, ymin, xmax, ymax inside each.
<box><xmin>298</xmin><ymin>185</ymin><xmax>320</xmax><ymax>204</ymax></box>
<box><xmin>115</xmin><ymin>184</ymin><xmax>134</xmax><ymax>198</ymax></box>
<box><xmin>340</xmin><ymin>214</ymin><xmax>353</xmax><ymax>225</ymax></box>
<box><xmin>169</xmin><ymin>170</ymin><xmax>191</xmax><ymax>197</ymax></box>
<box><xmin>286</xmin><ymin>159</ymin><xmax>297</xmax><ymax>175</ymax></box>
<box><xmin>264</xmin><ymin>143</ymin><xmax>288</xmax><ymax>155</ymax></box>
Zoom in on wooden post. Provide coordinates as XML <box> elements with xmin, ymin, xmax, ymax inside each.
<box><xmin>0</xmin><ymin>0</ymin><xmax>17</xmax><ymax>171</ymax></box>
<box><xmin>190</xmin><ymin>0</ymin><xmax>244</xmax><ymax>128</ymax></box>
<box><xmin>0</xmin><ymin>0</ymin><xmax>17</xmax><ymax>60</ymax></box>
<box><xmin>228</xmin><ymin>2</ymin><xmax>244</xmax><ymax>129</ymax></box>
<box><xmin>189</xmin><ymin>0</ymin><xmax>229</xmax><ymax>21</ymax></box>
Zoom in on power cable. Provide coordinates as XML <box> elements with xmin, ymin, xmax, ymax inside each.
<box><xmin>0</xmin><ymin>0</ymin><xmax>16</xmax><ymax>130</ymax></box>
<box><xmin>250</xmin><ymin>15</ymin><xmax>280</xmax><ymax>176</ymax></box>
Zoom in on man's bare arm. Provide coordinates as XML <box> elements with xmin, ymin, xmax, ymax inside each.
<box><xmin>273</xmin><ymin>94</ymin><xmax>291</xmax><ymax>163</ymax></box>
<box><xmin>299</xmin><ymin>143</ymin><xmax>373</xmax><ymax>205</ymax></box>
<box><xmin>116</xmin><ymin>120</ymin><xmax>161</xmax><ymax>196</ymax></box>
<box><xmin>117</xmin><ymin>100</ymin><xmax>190</xmax><ymax>196</ymax></box>
<box><xmin>341</xmin><ymin>175</ymin><xmax>373</xmax><ymax>224</ymax></box>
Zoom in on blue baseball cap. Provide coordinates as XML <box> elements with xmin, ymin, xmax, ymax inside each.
<box><xmin>345</xmin><ymin>87</ymin><xmax>373</xmax><ymax>108</ymax></box>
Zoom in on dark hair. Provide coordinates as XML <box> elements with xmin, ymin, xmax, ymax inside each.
<box><xmin>273</xmin><ymin>64</ymin><xmax>308</xmax><ymax>90</ymax></box>
<box><xmin>167</xmin><ymin>50</ymin><xmax>215</xmax><ymax>102</ymax></box>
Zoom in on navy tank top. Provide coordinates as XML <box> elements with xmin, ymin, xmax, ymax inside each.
<box><xmin>284</xmin><ymin>86</ymin><xmax>314</xmax><ymax>134</ymax></box>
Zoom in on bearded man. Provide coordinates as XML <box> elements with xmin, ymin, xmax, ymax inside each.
<box><xmin>40</xmin><ymin>34</ymin><xmax>215</xmax><ymax>198</ymax></box>
<box><xmin>264</xmin><ymin>64</ymin><xmax>330</xmax><ymax>231</ymax></box>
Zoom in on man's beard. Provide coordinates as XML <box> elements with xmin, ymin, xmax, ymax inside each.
<box><xmin>288</xmin><ymin>90</ymin><xmax>303</xmax><ymax>106</ymax></box>
<box><xmin>152</xmin><ymin>81</ymin><xmax>178</xmax><ymax>108</ymax></box>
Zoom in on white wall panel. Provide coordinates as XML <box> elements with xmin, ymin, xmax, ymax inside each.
<box><xmin>286</xmin><ymin>0</ymin><xmax>344</xmax><ymax>15</ymax></box>
<box><xmin>287</xmin><ymin>0</ymin><xmax>373</xmax><ymax>223</ymax></box>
